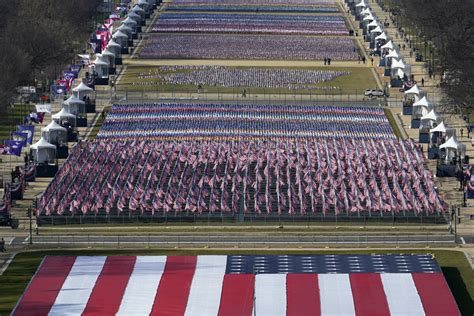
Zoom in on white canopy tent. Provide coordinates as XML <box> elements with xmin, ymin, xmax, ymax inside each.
<box><xmin>106</xmin><ymin>39</ymin><xmax>122</xmax><ymax>57</ymax></box>
<box><xmin>375</xmin><ymin>32</ymin><xmax>387</xmax><ymax>41</ymax></box>
<box><xmin>370</xmin><ymin>26</ymin><xmax>383</xmax><ymax>34</ymax></box>
<box><xmin>381</xmin><ymin>40</ymin><xmax>394</xmax><ymax>50</ymax></box>
<box><xmin>128</xmin><ymin>11</ymin><xmax>141</xmax><ymax>23</ymax></box>
<box><xmin>405</xmin><ymin>84</ymin><xmax>420</xmax><ymax>96</ymax></box>
<box><xmin>64</xmin><ymin>95</ymin><xmax>86</xmax><ymax>117</ymax></box>
<box><xmin>30</xmin><ymin>137</ymin><xmax>56</xmax><ymax>164</ymax></box>
<box><xmin>52</xmin><ymin>108</ymin><xmax>76</xmax><ymax>127</ymax></box>
<box><xmin>41</xmin><ymin>121</ymin><xmax>67</xmax><ymax>145</ymax></box>
<box><xmin>355</xmin><ymin>0</ymin><xmax>366</xmax><ymax>8</ymax></box>
<box><xmin>72</xmin><ymin>82</ymin><xmax>94</xmax><ymax>100</ymax></box>
<box><xmin>101</xmin><ymin>48</ymin><xmax>116</xmax><ymax>67</ymax></box>
<box><xmin>440</xmin><ymin>136</ymin><xmax>464</xmax><ymax>162</ymax></box>
<box><xmin>116</xmin><ymin>24</ymin><xmax>133</xmax><ymax>38</ymax></box>
<box><xmin>92</xmin><ymin>55</ymin><xmax>109</xmax><ymax>78</ymax></box>
<box><xmin>413</xmin><ymin>96</ymin><xmax>429</xmax><ymax>108</ymax></box>
<box><xmin>112</xmin><ymin>30</ymin><xmax>128</xmax><ymax>48</ymax></box>
<box><xmin>363</xmin><ymin>14</ymin><xmax>374</xmax><ymax>21</ymax></box>
<box><xmin>420</xmin><ymin>109</ymin><xmax>438</xmax><ymax>124</ymax></box>
<box><xmin>122</xmin><ymin>16</ymin><xmax>138</xmax><ymax>33</ymax></box>
<box><xmin>360</xmin><ymin>8</ymin><xmax>371</xmax><ymax>15</ymax></box>
<box><xmin>368</xmin><ymin>20</ymin><xmax>378</xmax><ymax>27</ymax></box>
<box><xmin>386</xmin><ymin>49</ymin><xmax>399</xmax><ymax>59</ymax></box>
<box><xmin>430</xmin><ymin>121</ymin><xmax>447</xmax><ymax>134</ymax></box>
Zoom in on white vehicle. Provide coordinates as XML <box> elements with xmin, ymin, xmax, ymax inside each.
<box><xmin>364</xmin><ymin>89</ymin><xmax>385</xmax><ymax>98</ymax></box>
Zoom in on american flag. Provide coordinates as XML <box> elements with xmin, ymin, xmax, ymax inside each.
<box><xmin>13</xmin><ymin>255</ymin><xmax>459</xmax><ymax>316</ymax></box>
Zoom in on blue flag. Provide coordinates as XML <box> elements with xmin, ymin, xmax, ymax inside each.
<box><xmin>63</xmin><ymin>70</ymin><xmax>78</xmax><ymax>80</ymax></box>
<box><xmin>11</xmin><ymin>132</ymin><xmax>28</xmax><ymax>147</ymax></box>
<box><xmin>5</xmin><ymin>140</ymin><xmax>23</xmax><ymax>156</ymax></box>
<box><xmin>17</xmin><ymin>125</ymin><xmax>34</xmax><ymax>144</ymax></box>
<box><xmin>51</xmin><ymin>84</ymin><xmax>67</xmax><ymax>96</ymax></box>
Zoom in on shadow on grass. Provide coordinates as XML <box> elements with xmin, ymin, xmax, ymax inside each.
<box><xmin>442</xmin><ymin>266</ymin><xmax>474</xmax><ymax>316</ymax></box>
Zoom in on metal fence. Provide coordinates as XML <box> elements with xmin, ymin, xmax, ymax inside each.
<box><xmin>17</xmin><ymin>233</ymin><xmax>456</xmax><ymax>248</ymax></box>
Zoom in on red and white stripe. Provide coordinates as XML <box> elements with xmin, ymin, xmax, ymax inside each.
<box><xmin>13</xmin><ymin>256</ymin><xmax>460</xmax><ymax>316</ymax></box>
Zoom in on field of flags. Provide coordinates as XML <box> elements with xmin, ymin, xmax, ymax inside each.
<box><xmin>153</xmin><ymin>13</ymin><xmax>348</xmax><ymax>36</ymax></box>
<box><xmin>130</xmin><ymin>65</ymin><xmax>350</xmax><ymax>90</ymax></box>
<box><xmin>140</xmin><ymin>34</ymin><xmax>358</xmax><ymax>60</ymax></box>
<box><xmin>37</xmin><ymin>103</ymin><xmax>447</xmax><ymax>217</ymax></box>
<box><xmin>166</xmin><ymin>4</ymin><xmax>339</xmax><ymax>13</ymax></box>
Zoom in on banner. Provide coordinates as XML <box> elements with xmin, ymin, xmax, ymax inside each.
<box><xmin>17</xmin><ymin>125</ymin><xmax>35</xmax><ymax>144</ymax></box>
<box><xmin>64</xmin><ymin>70</ymin><xmax>79</xmax><ymax>80</ymax></box>
<box><xmin>11</xmin><ymin>132</ymin><xmax>28</xmax><ymax>147</ymax></box>
<box><xmin>51</xmin><ymin>84</ymin><xmax>67</xmax><ymax>96</ymax></box>
<box><xmin>35</xmin><ymin>103</ymin><xmax>52</xmax><ymax>113</ymax></box>
<box><xmin>5</xmin><ymin>140</ymin><xmax>23</xmax><ymax>156</ymax></box>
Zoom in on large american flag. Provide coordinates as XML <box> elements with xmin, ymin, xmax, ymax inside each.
<box><xmin>13</xmin><ymin>255</ymin><xmax>459</xmax><ymax>315</ymax></box>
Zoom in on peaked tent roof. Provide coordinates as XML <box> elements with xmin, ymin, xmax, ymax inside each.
<box><xmin>122</xmin><ymin>17</ymin><xmax>138</xmax><ymax>25</ymax></box>
<box><xmin>42</xmin><ymin>121</ymin><xmax>67</xmax><ymax>132</ymax></box>
<box><xmin>391</xmin><ymin>59</ymin><xmax>405</xmax><ymax>69</ymax></box>
<box><xmin>112</xmin><ymin>30</ymin><xmax>128</xmax><ymax>39</ymax></box>
<box><xmin>72</xmin><ymin>82</ymin><xmax>93</xmax><ymax>93</ymax></box>
<box><xmin>64</xmin><ymin>95</ymin><xmax>85</xmax><ymax>106</ymax></box>
<box><xmin>355</xmin><ymin>0</ymin><xmax>366</xmax><ymax>7</ymax></box>
<box><xmin>370</xmin><ymin>26</ymin><xmax>383</xmax><ymax>33</ymax></box>
<box><xmin>363</xmin><ymin>14</ymin><xmax>374</xmax><ymax>21</ymax></box>
<box><xmin>386</xmin><ymin>49</ymin><xmax>399</xmax><ymax>58</ymax></box>
<box><xmin>430</xmin><ymin>121</ymin><xmax>447</xmax><ymax>134</ymax></box>
<box><xmin>421</xmin><ymin>109</ymin><xmax>438</xmax><ymax>121</ymax></box>
<box><xmin>381</xmin><ymin>40</ymin><xmax>394</xmax><ymax>49</ymax></box>
<box><xmin>368</xmin><ymin>20</ymin><xmax>379</xmax><ymax>27</ymax></box>
<box><xmin>413</xmin><ymin>96</ymin><xmax>429</xmax><ymax>107</ymax></box>
<box><xmin>375</xmin><ymin>32</ymin><xmax>387</xmax><ymax>41</ymax></box>
<box><xmin>440</xmin><ymin>136</ymin><xmax>460</xmax><ymax>150</ymax></box>
<box><xmin>52</xmin><ymin>108</ymin><xmax>76</xmax><ymax>119</ymax></box>
<box><xmin>31</xmin><ymin>137</ymin><xmax>56</xmax><ymax>150</ymax></box>
<box><xmin>405</xmin><ymin>84</ymin><xmax>420</xmax><ymax>95</ymax></box>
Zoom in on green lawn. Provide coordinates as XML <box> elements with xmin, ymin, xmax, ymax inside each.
<box><xmin>0</xmin><ymin>104</ymin><xmax>36</xmax><ymax>144</ymax></box>
<box><xmin>0</xmin><ymin>249</ymin><xmax>472</xmax><ymax>315</ymax></box>
<box><xmin>117</xmin><ymin>66</ymin><xmax>377</xmax><ymax>95</ymax></box>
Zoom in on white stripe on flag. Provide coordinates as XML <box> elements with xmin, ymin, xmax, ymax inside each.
<box><xmin>381</xmin><ymin>273</ymin><xmax>426</xmax><ymax>316</ymax></box>
<box><xmin>116</xmin><ymin>256</ymin><xmax>167</xmax><ymax>316</ymax></box>
<box><xmin>254</xmin><ymin>274</ymin><xmax>286</xmax><ymax>316</ymax></box>
<box><xmin>319</xmin><ymin>274</ymin><xmax>355</xmax><ymax>316</ymax></box>
<box><xmin>184</xmin><ymin>255</ymin><xmax>227</xmax><ymax>316</ymax></box>
<box><xmin>48</xmin><ymin>256</ymin><xmax>106</xmax><ymax>316</ymax></box>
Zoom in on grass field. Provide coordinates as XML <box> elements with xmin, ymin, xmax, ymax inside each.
<box><xmin>0</xmin><ymin>249</ymin><xmax>472</xmax><ymax>315</ymax></box>
<box><xmin>117</xmin><ymin>66</ymin><xmax>377</xmax><ymax>95</ymax></box>
<box><xmin>0</xmin><ymin>104</ymin><xmax>36</xmax><ymax>144</ymax></box>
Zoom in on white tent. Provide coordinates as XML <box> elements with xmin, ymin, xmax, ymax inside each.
<box><xmin>52</xmin><ymin>108</ymin><xmax>75</xmax><ymax>120</ymax></box>
<box><xmin>413</xmin><ymin>96</ymin><xmax>429</xmax><ymax>108</ymax></box>
<box><xmin>107</xmin><ymin>39</ymin><xmax>122</xmax><ymax>57</ymax></box>
<box><xmin>363</xmin><ymin>14</ymin><xmax>374</xmax><ymax>21</ymax></box>
<box><xmin>92</xmin><ymin>55</ymin><xmax>109</xmax><ymax>78</ymax></box>
<box><xmin>375</xmin><ymin>32</ymin><xmax>387</xmax><ymax>41</ymax></box>
<box><xmin>405</xmin><ymin>85</ymin><xmax>420</xmax><ymax>95</ymax></box>
<box><xmin>440</xmin><ymin>136</ymin><xmax>460</xmax><ymax>150</ymax></box>
<box><xmin>41</xmin><ymin>121</ymin><xmax>67</xmax><ymax>145</ymax></box>
<box><xmin>386</xmin><ymin>49</ymin><xmax>399</xmax><ymax>59</ymax></box>
<box><xmin>430</xmin><ymin>121</ymin><xmax>447</xmax><ymax>134</ymax></box>
<box><xmin>112</xmin><ymin>30</ymin><xmax>128</xmax><ymax>48</ymax></box>
<box><xmin>420</xmin><ymin>109</ymin><xmax>438</xmax><ymax>122</ymax></box>
<box><xmin>117</xmin><ymin>24</ymin><xmax>133</xmax><ymax>37</ymax></box>
<box><xmin>396</xmin><ymin>68</ymin><xmax>405</xmax><ymax>78</ymax></box>
<box><xmin>370</xmin><ymin>26</ymin><xmax>383</xmax><ymax>34</ymax></box>
<box><xmin>128</xmin><ymin>11</ymin><xmax>141</xmax><ymax>23</ymax></box>
<box><xmin>122</xmin><ymin>16</ymin><xmax>138</xmax><ymax>26</ymax></box>
<box><xmin>64</xmin><ymin>95</ymin><xmax>86</xmax><ymax>116</ymax></box>
<box><xmin>355</xmin><ymin>0</ymin><xmax>366</xmax><ymax>8</ymax></box>
<box><xmin>101</xmin><ymin>48</ymin><xmax>116</xmax><ymax>67</ymax></box>
<box><xmin>440</xmin><ymin>136</ymin><xmax>462</xmax><ymax>162</ymax></box>
<box><xmin>368</xmin><ymin>20</ymin><xmax>378</xmax><ymax>27</ymax></box>
<box><xmin>381</xmin><ymin>40</ymin><xmax>394</xmax><ymax>50</ymax></box>
<box><xmin>131</xmin><ymin>5</ymin><xmax>145</xmax><ymax>14</ymax></box>
<box><xmin>30</xmin><ymin>137</ymin><xmax>56</xmax><ymax>164</ymax></box>
<box><xmin>391</xmin><ymin>59</ymin><xmax>405</xmax><ymax>69</ymax></box>
<box><xmin>360</xmin><ymin>8</ymin><xmax>371</xmax><ymax>15</ymax></box>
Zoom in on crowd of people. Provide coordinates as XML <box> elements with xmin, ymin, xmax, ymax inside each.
<box><xmin>153</xmin><ymin>13</ymin><xmax>348</xmax><ymax>36</ymax></box>
<box><xmin>131</xmin><ymin>65</ymin><xmax>349</xmax><ymax>90</ymax></box>
<box><xmin>141</xmin><ymin>34</ymin><xmax>359</xmax><ymax>60</ymax></box>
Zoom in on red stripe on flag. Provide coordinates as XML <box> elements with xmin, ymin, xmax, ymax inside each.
<box><xmin>150</xmin><ymin>256</ymin><xmax>197</xmax><ymax>316</ymax></box>
<box><xmin>12</xmin><ymin>256</ymin><xmax>76</xmax><ymax>316</ymax></box>
<box><xmin>350</xmin><ymin>273</ymin><xmax>390</xmax><ymax>316</ymax></box>
<box><xmin>287</xmin><ymin>274</ymin><xmax>321</xmax><ymax>316</ymax></box>
<box><xmin>82</xmin><ymin>256</ymin><xmax>136</xmax><ymax>316</ymax></box>
<box><xmin>412</xmin><ymin>273</ymin><xmax>460</xmax><ymax>316</ymax></box>
<box><xmin>218</xmin><ymin>274</ymin><xmax>254</xmax><ymax>316</ymax></box>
